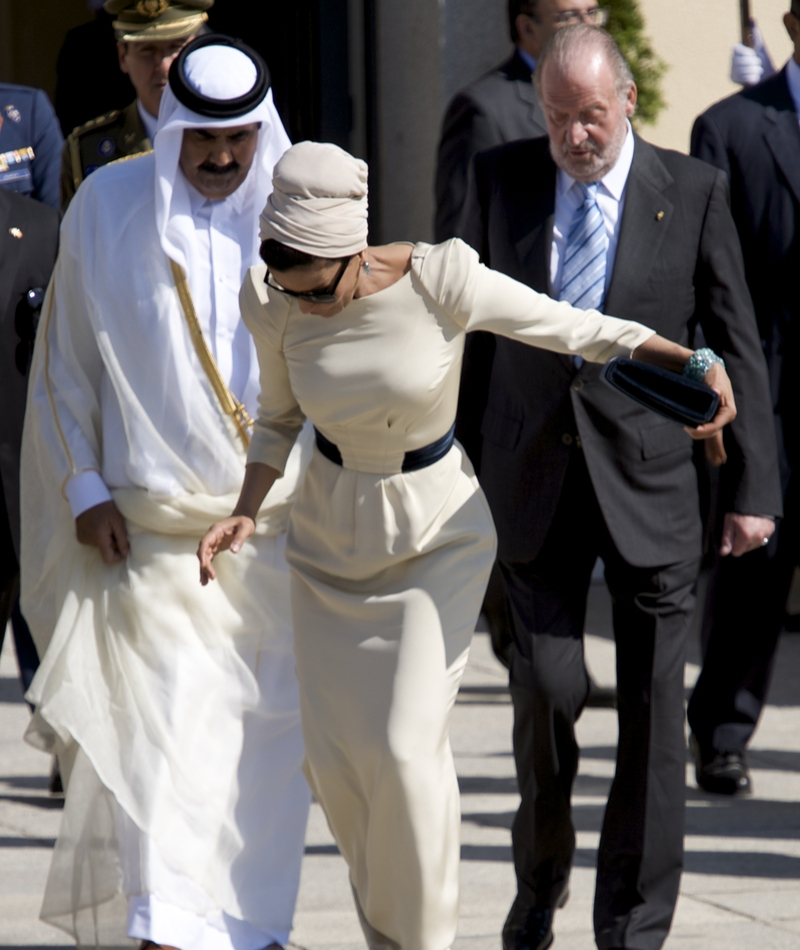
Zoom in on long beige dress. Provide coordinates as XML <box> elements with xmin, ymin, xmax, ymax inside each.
<box><xmin>239</xmin><ymin>238</ymin><xmax>653</xmax><ymax>950</ymax></box>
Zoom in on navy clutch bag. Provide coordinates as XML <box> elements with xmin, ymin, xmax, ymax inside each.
<box><xmin>601</xmin><ymin>357</ymin><xmax>719</xmax><ymax>428</ymax></box>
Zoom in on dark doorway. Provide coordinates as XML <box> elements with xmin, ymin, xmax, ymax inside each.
<box><xmin>208</xmin><ymin>0</ymin><xmax>351</xmax><ymax>148</ymax></box>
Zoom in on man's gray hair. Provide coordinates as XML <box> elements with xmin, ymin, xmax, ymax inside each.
<box><xmin>534</xmin><ymin>24</ymin><xmax>635</xmax><ymax>103</ymax></box>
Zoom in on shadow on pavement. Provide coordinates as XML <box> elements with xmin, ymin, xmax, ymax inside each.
<box><xmin>0</xmin><ymin>836</ymin><xmax>56</xmax><ymax>848</ymax></box>
<box><xmin>0</xmin><ymin>794</ymin><xmax>63</xmax><ymax>810</ymax></box>
<box><xmin>0</xmin><ymin>676</ymin><xmax>24</xmax><ymax>703</ymax></box>
<box><xmin>0</xmin><ymin>775</ymin><xmax>49</xmax><ymax>790</ymax></box>
<box><xmin>680</xmin><ymin>850</ymin><xmax>800</xmax><ymax>878</ymax></box>
<box><xmin>458</xmin><ymin>775</ymin><xmax>518</xmax><ymax>795</ymax></box>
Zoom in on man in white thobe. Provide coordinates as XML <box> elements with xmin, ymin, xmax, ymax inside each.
<box><xmin>21</xmin><ymin>36</ymin><xmax>311</xmax><ymax>950</ymax></box>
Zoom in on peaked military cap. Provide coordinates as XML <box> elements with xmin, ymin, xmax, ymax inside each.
<box><xmin>104</xmin><ymin>0</ymin><xmax>214</xmax><ymax>42</ymax></box>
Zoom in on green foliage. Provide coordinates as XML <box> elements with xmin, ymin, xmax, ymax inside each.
<box><xmin>600</xmin><ymin>0</ymin><xmax>667</xmax><ymax>126</ymax></box>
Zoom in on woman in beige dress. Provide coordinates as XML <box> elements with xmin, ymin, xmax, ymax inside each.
<box><xmin>198</xmin><ymin>142</ymin><xmax>734</xmax><ymax>950</ymax></box>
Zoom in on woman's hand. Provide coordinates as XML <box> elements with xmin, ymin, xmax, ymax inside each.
<box><xmin>197</xmin><ymin>516</ymin><xmax>255</xmax><ymax>585</ymax></box>
<box><xmin>685</xmin><ymin>361</ymin><xmax>737</xmax><ymax>443</ymax></box>
<box><xmin>630</xmin><ymin>337</ymin><xmax>737</xmax><ymax>449</ymax></box>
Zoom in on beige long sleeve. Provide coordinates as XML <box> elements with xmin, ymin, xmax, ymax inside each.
<box><xmin>412</xmin><ymin>238</ymin><xmax>655</xmax><ymax>361</ymax></box>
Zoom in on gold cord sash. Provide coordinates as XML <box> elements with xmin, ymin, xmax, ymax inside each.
<box><xmin>169</xmin><ymin>259</ymin><xmax>254</xmax><ymax>450</ymax></box>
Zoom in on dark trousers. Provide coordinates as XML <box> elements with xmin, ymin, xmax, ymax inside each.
<box><xmin>688</xmin><ymin>474</ymin><xmax>798</xmax><ymax>755</ymax></box>
<box><xmin>500</xmin><ymin>451</ymin><xmax>700</xmax><ymax>950</ymax></box>
<box><xmin>0</xmin><ymin>574</ymin><xmax>40</xmax><ymax>699</ymax></box>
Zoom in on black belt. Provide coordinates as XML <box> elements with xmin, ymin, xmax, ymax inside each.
<box><xmin>314</xmin><ymin>423</ymin><xmax>456</xmax><ymax>473</ymax></box>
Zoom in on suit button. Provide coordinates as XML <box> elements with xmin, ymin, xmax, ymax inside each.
<box><xmin>576</xmin><ymin>436</ymin><xmax>582</xmax><ymax>449</ymax></box>
<box><xmin>562</xmin><ymin>433</ymin><xmax>574</xmax><ymax>445</ymax></box>
<box><xmin>572</xmin><ymin>378</ymin><xmax>584</xmax><ymax>391</ymax></box>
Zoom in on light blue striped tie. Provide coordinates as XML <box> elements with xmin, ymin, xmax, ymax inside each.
<box><xmin>560</xmin><ymin>182</ymin><xmax>608</xmax><ymax>313</ymax></box>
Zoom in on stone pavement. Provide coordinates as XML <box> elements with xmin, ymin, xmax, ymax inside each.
<box><xmin>1</xmin><ymin>580</ymin><xmax>799</xmax><ymax>950</ymax></box>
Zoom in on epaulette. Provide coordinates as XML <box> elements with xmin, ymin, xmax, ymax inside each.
<box><xmin>69</xmin><ymin>109</ymin><xmax>124</xmax><ymax>139</ymax></box>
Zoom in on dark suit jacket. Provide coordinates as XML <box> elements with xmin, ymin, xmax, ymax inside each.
<box><xmin>460</xmin><ymin>135</ymin><xmax>781</xmax><ymax>567</ymax></box>
<box><xmin>0</xmin><ymin>84</ymin><xmax>63</xmax><ymax>210</ymax></box>
<box><xmin>0</xmin><ymin>189</ymin><xmax>59</xmax><ymax>585</ymax></box>
<box><xmin>692</xmin><ymin>66</ymin><xmax>800</xmax><ymax>488</ymax></box>
<box><xmin>434</xmin><ymin>49</ymin><xmax>546</xmax><ymax>242</ymax></box>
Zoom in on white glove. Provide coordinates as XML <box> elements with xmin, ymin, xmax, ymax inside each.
<box><xmin>730</xmin><ymin>23</ymin><xmax>776</xmax><ymax>86</ymax></box>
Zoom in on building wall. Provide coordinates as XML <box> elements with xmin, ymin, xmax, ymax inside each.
<box><xmin>375</xmin><ymin>0</ymin><xmax>510</xmax><ymax>243</ymax></box>
<box><xmin>638</xmin><ymin>0</ymin><xmax>793</xmax><ymax>151</ymax></box>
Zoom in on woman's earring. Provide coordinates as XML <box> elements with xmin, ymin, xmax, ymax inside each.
<box><xmin>363</xmin><ymin>260</ymin><xmax>371</xmax><ymax>276</ymax></box>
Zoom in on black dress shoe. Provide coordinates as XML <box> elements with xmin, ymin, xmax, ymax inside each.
<box><xmin>502</xmin><ymin>888</ymin><xmax>569</xmax><ymax>950</ymax></box>
<box><xmin>690</xmin><ymin>733</ymin><xmax>752</xmax><ymax>796</ymax></box>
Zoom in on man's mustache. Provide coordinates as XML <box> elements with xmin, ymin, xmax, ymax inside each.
<box><xmin>198</xmin><ymin>160</ymin><xmax>240</xmax><ymax>175</ymax></box>
<box><xmin>561</xmin><ymin>139</ymin><xmax>600</xmax><ymax>156</ymax></box>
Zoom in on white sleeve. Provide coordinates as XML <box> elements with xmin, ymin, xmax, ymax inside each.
<box><xmin>413</xmin><ymin>238</ymin><xmax>655</xmax><ymax>362</ymax></box>
<box><xmin>26</xmin><ymin>250</ymin><xmax>109</xmax><ymax>504</ymax></box>
<box><xmin>239</xmin><ymin>267</ymin><xmax>307</xmax><ymax>475</ymax></box>
<box><xmin>64</xmin><ymin>470</ymin><xmax>113</xmax><ymax>518</ymax></box>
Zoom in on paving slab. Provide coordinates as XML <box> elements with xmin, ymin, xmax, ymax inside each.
<box><xmin>1</xmin><ymin>575</ymin><xmax>799</xmax><ymax>950</ymax></box>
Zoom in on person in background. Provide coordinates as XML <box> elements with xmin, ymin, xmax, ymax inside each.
<box><xmin>0</xmin><ymin>82</ymin><xmax>62</xmax><ymax>210</ymax></box>
<box><xmin>730</xmin><ymin>21</ymin><xmax>776</xmax><ymax>86</ymax></box>
<box><xmin>435</xmin><ymin>0</ymin><xmax>608</xmax><ymax>244</ymax></box>
<box><xmin>54</xmin><ymin>0</ymin><xmax>135</xmax><ymax>138</ymax></box>
<box><xmin>460</xmin><ymin>24</ymin><xmax>780</xmax><ymax>950</ymax></box>
<box><xmin>60</xmin><ymin>0</ymin><xmax>212</xmax><ymax>210</ymax></box>
<box><xmin>687</xmin><ymin>0</ymin><xmax>800</xmax><ymax>796</ymax></box>
<box><xmin>22</xmin><ymin>36</ymin><xmax>308</xmax><ymax>950</ymax></box>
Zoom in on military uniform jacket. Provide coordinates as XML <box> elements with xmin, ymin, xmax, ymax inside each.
<box><xmin>60</xmin><ymin>100</ymin><xmax>150</xmax><ymax>210</ymax></box>
<box><xmin>0</xmin><ymin>83</ymin><xmax>63</xmax><ymax>210</ymax></box>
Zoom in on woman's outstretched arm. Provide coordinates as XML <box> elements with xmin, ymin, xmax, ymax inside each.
<box><xmin>631</xmin><ymin>334</ymin><xmax>736</xmax><ymax>451</ymax></box>
<box><xmin>197</xmin><ymin>462</ymin><xmax>280</xmax><ymax>585</ymax></box>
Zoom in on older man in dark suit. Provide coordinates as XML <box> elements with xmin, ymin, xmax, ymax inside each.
<box><xmin>0</xmin><ymin>189</ymin><xmax>59</xmax><ymax>692</ymax></box>
<box><xmin>686</xmin><ymin>0</ymin><xmax>800</xmax><ymax>797</ymax></box>
<box><xmin>460</xmin><ymin>24</ymin><xmax>781</xmax><ymax>950</ymax></box>
<box><xmin>434</xmin><ymin>0</ymin><xmax>609</xmax><ymax>243</ymax></box>
<box><xmin>438</xmin><ymin>0</ymin><xmax>615</xmax><ymax>678</ymax></box>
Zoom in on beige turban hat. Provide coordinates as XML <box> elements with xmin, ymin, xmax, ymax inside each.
<box><xmin>259</xmin><ymin>141</ymin><xmax>369</xmax><ymax>258</ymax></box>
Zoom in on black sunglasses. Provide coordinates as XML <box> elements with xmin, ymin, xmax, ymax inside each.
<box><xmin>15</xmin><ymin>286</ymin><xmax>44</xmax><ymax>375</ymax></box>
<box><xmin>265</xmin><ymin>255</ymin><xmax>354</xmax><ymax>304</ymax></box>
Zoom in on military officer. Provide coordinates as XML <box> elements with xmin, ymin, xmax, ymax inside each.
<box><xmin>0</xmin><ymin>84</ymin><xmax>63</xmax><ymax>210</ymax></box>
<box><xmin>61</xmin><ymin>0</ymin><xmax>213</xmax><ymax>210</ymax></box>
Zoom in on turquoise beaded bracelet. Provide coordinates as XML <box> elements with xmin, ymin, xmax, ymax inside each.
<box><xmin>683</xmin><ymin>347</ymin><xmax>725</xmax><ymax>383</ymax></box>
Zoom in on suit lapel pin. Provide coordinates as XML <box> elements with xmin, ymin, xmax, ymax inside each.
<box><xmin>656</xmin><ymin>211</ymin><xmax>665</xmax><ymax>222</ymax></box>
<box><xmin>8</xmin><ymin>227</ymin><xmax>23</xmax><ymax>239</ymax></box>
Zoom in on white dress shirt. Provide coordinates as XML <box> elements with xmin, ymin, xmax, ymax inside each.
<box><xmin>137</xmin><ymin>99</ymin><xmax>158</xmax><ymax>142</ymax></box>
<box><xmin>517</xmin><ymin>47</ymin><xmax>537</xmax><ymax>74</ymax></box>
<box><xmin>550</xmin><ymin>122</ymin><xmax>635</xmax><ymax>300</ymax></box>
<box><xmin>785</xmin><ymin>56</ymin><xmax>800</xmax><ymax>126</ymax></box>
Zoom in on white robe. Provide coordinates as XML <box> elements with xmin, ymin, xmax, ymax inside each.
<box><xmin>21</xmin><ymin>145</ymin><xmax>312</xmax><ymax>950</ymax></box>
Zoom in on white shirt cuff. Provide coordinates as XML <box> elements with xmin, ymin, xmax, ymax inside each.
<box><xmin>64</xmin><ymin>470</ymin><xmax>113</xmax><ymax>519</ymax></box>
